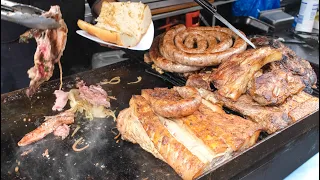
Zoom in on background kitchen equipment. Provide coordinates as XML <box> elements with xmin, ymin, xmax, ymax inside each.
<box><xmin>232</xmin><ymin>16</ymin><xmax>275</xmax><ymax>35</ymax></box>
<box><xmin>259</xmin><ymin>8</ymin><xmax>295</xmax><ymax>32</ymax></box>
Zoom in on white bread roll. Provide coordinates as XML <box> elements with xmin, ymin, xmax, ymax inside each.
<box><xmin>78</xmin><ymin>2</ymin><xmax>152</xmax><ymax>47</ymax></box>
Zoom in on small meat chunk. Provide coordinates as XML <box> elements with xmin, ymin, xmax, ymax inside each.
<box><xmin>52</xmin><ymin>90</ymin><xmax>69</xmax><ymax>111</ymax></box>
<box><xmin>77</xmin><ymin>81</ymin><xmax>110</xmax><ymax>108</ymax></box>
<box><xmin>53</xmin><ymin>124</ymin><xmax>70</xmax><ymax>140</ymax></box>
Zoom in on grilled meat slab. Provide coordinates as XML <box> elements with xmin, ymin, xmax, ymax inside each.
<box><xmin>247</xmin><ymin>70</ymin><xmax>305</xmax><ymax>105</ymax></box>
<box><xmin>116</xmin><ymin>87</ymin><xmax>263</xmax><ymax>179</ymax></box>
<box><xmin>176</xmin><ymin>103</ymin><xmax>262</xmax><ymax>152</ymax></box>
<box><xmin>24</xmin><ymin>6</ymin><xmax>68</xmax><ymax>97</ymax></box>
<box><xmin>250</xmin><ymin>36</ymin><xmax>317</xmax><ymax>93</ymax></box>
<box><xmin>207</xmin><ymin>90</ymin><xmax>319</xmax><ymax>134</ymax></box>
<box><xmin>211</xmin><ymin>47</ymin><xmax>283</xmax><ymax>101</ymax></box>
<box><xmin>117</xmin><ymin>95</ymin><xmax>207</xmax><ymax>180</ymax></box>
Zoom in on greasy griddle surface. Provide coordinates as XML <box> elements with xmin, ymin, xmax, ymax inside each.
<box><xmin>1</xmin><ymin>60</ymin><xmax>180</xmax><ymax>180</ymax></box>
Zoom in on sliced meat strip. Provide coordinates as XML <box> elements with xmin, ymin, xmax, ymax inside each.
<box><xmin>18</xmin><ymin>111</ymin><xmax>74</xmax><ymax>146</ymax></box>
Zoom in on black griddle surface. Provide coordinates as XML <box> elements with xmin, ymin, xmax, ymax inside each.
<box><xmin>1</xmin><ymin>59</ymin><xmax>180</xmax><ymax>180</ymax></box>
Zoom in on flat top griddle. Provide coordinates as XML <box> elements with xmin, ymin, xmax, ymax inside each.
<box><xmin>1</xmin><ymin>59</ymin><xmax>180</xmax><ymax>180</ymax></box>
<box><xmin>1</xmin><ymin>56</ymin><xmax>319</xmax><ymax>180</ymax></box>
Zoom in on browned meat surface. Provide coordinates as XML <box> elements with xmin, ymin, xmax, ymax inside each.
<box><xmin>279</xmin><ymin>91</ymin><xmax>319</xmax><ymax>122</ymax></box>
<box><xmin>211</xmin><ymin>47</ymin><xmax>283</xmax><ymax>101</ymax></box>
<box><xmin>18</xmin><ymin>111</ymin><xmax>75</xmax><ymax>146</ymax></box>
<box><xmin>186</xmin><ymin>73</ymin><xmax>212</xmax><ymax>90</ymax></box>
<box><xmin>247</xmin><ymin>70</ymin><xmax>305</xmax><ymax>105</ymax></box>
<box><xmin>118</xmin><ymin>95</ymin><xmax>207</xmax><ymax>180</ymax></box>
<box><xmin>25</xmin><ymin>6</ymin><xmax>68</xmax><ymax>97</ymax></box>
<box><xmin>116</xmin><ymin>87</ymin><xmax>263</xmax><ymax>179</ymax></box>
<box><xmin>141</xmin><ymin>87</ymin><xmax>201</xmax><ymax>118</ymax></box>
<box><xmin>250</xmin><ymin>36</ymin><xmax>317</xmax><ymax>93</ymax></box>
<box><xmin>176</xmin><ymin>104</ymin><xmax>262</xmax><ymax>152</ymax></box>
<box><xmin>210</xmin><ymin>91</ymin><xmax>318</xmax><ymax>134</ymax></box>
<box><xmin>147</xmin><ymin>35</ymin><xmax>201</xmax><ymax>73</ymax></box>
<box><xmin>145</xmin><ymin>24</ymin><xmax>247</xmax><ymax>73</ymax></box>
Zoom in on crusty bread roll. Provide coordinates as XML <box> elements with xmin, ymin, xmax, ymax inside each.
<box><xmin>78</xmin><ymin>2</ymin><xmax>151</xmax><ymax>47</ymax></box>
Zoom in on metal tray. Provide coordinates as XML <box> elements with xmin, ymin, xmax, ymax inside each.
<box><xmin>1</xmin><ymin>57</ymin><xmax>319</xmax><ymax>180</ymax></box>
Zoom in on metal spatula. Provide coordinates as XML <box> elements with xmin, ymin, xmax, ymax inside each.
<box><xmin>1</xmin><ymin>0</ymin><xmax>60</xmax><ymax>30</ymax></box>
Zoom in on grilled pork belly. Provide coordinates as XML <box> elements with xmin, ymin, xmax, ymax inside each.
<box><xmin>211</xmin><ymin>47</ymin><xmax>283</xmax><ymax>101</ymax></box>
<box><xmin>117</xmin><ymin>96</ymin><xmax>207</xmax><ymax>180</ymax></box>
<box><xmin>116</xmin><ymin>87</ymin><xmax>262</xmax><ymax>179</ymax></box>
<box><xmin>24</xmin><ymin>6</ymin><xmax>68</xmax><ymax>97</ymax></box>
<box><xmin>247</xmin><ymin>70</ymin><xmax>305</xmax><ymax>105</ymax></box>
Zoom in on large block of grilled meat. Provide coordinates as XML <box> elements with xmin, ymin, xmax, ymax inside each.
<box><xmin>199</xmin><ymin>89</ymin><xmax>319</xmax><ymax>134</ymax></box>
<box><xmin>116</xmin><ymin>87</ymin><xmax>262</xmax><ymax>179</ymax></box>
<box><xmin>247</xmin><ymin>70</ymin><xmax>306</xmax><ymax>105</ymax></box>
<box><xmin>250</xmin><ymin>36</ymin><xmax>317</xmax><ymax>93</ymax></box>
<box><xmin>211</xmin><ymin>47</ymin><xmax>283</xmax><ymax>101</ymax></box>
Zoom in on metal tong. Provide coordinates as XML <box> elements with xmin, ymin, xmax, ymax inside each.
<box><xmin>194</xmin><ymin>0</ymin><xmax>256</xmax><ymax>49</ymax></box>
<box><xmin>1</xmin><ymin>0</ymin><xmax>60</xmax><ymax>30</ymax></box>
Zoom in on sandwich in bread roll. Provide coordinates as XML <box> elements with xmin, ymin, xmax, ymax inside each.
<box><xmin>78</xmin><ymin>2</ymin><xmax>152</xmax><ymax>47</ymax></box>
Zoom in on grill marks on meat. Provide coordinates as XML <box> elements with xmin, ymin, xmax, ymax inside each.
<box><xmin>141</xmin><ymin>87</ymin><xmax>202</xmax><ymax>118</ymax></box>
<box><xmin>18</xmin><ymin>111</ymin><xmax>74</xmax><ymax>146</ymax></box>
<box><xmin>116</xmin><ymin>87</ymin><xmax>262</xmax><ymax>179</ymax></box>
<box><xmin>211</xmin><ymin>47</ymin><xmax>283</xmax><ymax>101</ymax></box>
<box><xmin>247</xmin><ymin>70</ymin><xmax>305</xmax><ymax>105</ymax></box>
<box><xmin>26</xmin><ymin>6</ymin><xmax>68</xmax><ymax>97</ymax></box>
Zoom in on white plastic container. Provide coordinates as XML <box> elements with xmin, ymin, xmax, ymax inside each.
<box><xmin>295</xmin><ymin>0</ymin><xmax>319</xmax><ymax>33</ymax></box>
